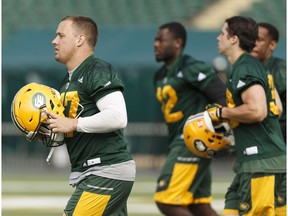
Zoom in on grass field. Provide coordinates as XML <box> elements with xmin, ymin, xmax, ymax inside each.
<box><xmin>2</xmin><ymin>158</ymin><xmax>234</xmax><ymax>216</ymax></box>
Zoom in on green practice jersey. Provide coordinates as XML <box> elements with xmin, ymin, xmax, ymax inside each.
<box><xmin>265</xmin><ymin>56</ymin><xmax>286</xmax><ymax>136</ymax></box>
<box><xmin>154</xmin><ymin>54</ymin><xmax>225</xmax><ymax>148</ymax></box>
<box><xmin>226</xmin><ymin>53</ymin><xmax>286</xmax><ymax>163</ymax></box>
<box><xmin>59</xmin><ymin>55</ymin><xmax>133</xmax><ymax>172</ymax></box>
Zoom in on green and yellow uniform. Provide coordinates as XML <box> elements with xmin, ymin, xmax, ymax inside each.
<box><xmin>60</xmin><ymin>55</ymin><xmax>135</xmax><ymax>216</ymax></box>
<box><xmin>265</xmin><ymin>56</ymin><xmax>286</xmax><ymax>141</ymax></box>
<box><xmin>223</xmin><ymin>53</ymin><xmax>286</xmax><ymax>215</ymax></box>
<box><xmin>154</xmin><ymin>54</ymin><xmax>226</xmax><ymax>205</ymax></box>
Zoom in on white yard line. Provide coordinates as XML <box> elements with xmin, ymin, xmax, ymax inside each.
<box><xmin>3</xmin><ymin>180</ymin><xmax>227</xmax><ymax>213</ymax></box>
<box><xmin>3</xmin><ymin>181</ymin><xmax>229</xmax><ymax>194</ymax></box>
<box><xmin>2</xmin><ymin>196</ymin><xmax>224</xmax><ymax>213</ymax></box>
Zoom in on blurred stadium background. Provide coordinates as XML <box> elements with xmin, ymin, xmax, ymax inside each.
<box><xmin>2</xmin><ymin>0</ymin><xmax>286</xmax><ymax>215</ymax></box>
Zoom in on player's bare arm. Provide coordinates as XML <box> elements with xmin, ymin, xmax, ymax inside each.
<box><xmin>222</xmin><ymin>84</ymin><xmax>267</xmax><ymax>123</ymax></box>
<box><xmin>46</xmin><ymin>110</ymin><xmax>78</xmax><ymax>133</ymax></box>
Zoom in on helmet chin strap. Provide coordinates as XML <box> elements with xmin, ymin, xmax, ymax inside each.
<box><xmin>46</xmin><ymin>147</ymin><xmax>55</xmax><ymax>164</ymax></box>
<box><xmin>26</xmin><ymin>131</ymin><xmax>37</xmax><ymax>140</ymax></box>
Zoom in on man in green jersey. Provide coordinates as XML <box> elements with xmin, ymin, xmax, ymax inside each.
<box><xmin>207</xmin><ymin>16</ymin><xmax>286</xmax><ymax>215</ymax></box>
<box><xmin>251</xmin><ymin>22</ymin><xmax>286</xmax><ymax>142</ymax></box>
<box><xmin>46</xmin><ymin>16</ymin><xmax>136</xmax><ymax>216</ymax></box>
<box><xmin>153</xmin><ymin>22</ymin><xmax>226</xmax><ymax>216</ymax></box>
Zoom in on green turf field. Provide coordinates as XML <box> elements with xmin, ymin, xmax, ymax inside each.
<box><xmin>2</xmin><ymin>167</ymin><xmax>233</xmax><ymax>216</ymax></box>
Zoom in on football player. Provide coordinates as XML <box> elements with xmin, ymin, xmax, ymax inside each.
<box><xmin>47</xmin><ymin>16</ymin><xmax>136</xmax><ymax>216</ymax></box>
<box><xmin>153</xmin><ymin>22</ymin><xmax>226</xmax><ymax>216</ymax></box>
<box><xmin>251</xmin><ymin>22</ymin><xmax>286</xmax><ymax>142</ymax></box>
<box><xmin>212</xmin><ymin>16</ymin><xmax>286</xmax><ymax>215</ymax></box>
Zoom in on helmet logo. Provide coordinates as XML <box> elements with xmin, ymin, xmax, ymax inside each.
<box><xmin>239</xmin><ymin>202</ymin><xmax>249</xmax><ymax>211</ymax></box>
<box><xmin>194</xmin><ymin>139</ymin><xmax>207</xmax><ymax>152</ymax></box>
<box><xmin>32</xmin><ymin>93</ymin><xmax>46</xmax><ymax>109</ymax></box>
<box><xmin>197</xmin><ymin>119</ymin><xmax>204</xmax><ymax>127</ymax></box>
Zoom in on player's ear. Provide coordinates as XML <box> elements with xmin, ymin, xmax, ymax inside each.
<box><xmin>230</xmin><ymin>34</ymin><xmax>238</xmax><ymax>45</ymax></box>
<box><xmin>270</xmin><ymin>40</ymin><xmax>277</xmax><ymax>51</ymax></box>
<box><xmin>77</xmin><ymin>35</ymin><xmax>85</xmax><ymax>47</ymax></box>
<box><xmin>175</xmin><ymin>38</ymin><xmax>183</xmax><ymax>49</ymax></box>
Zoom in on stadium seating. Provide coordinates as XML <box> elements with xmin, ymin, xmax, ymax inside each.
<box><xmin>240</xmin><ymin>0</ymin><xmax>286</xmax><ymax>39</ymax></box>
<box><xmin>3</xmin><ymin>0</ymin><xmax>286</xmax><ymax>42</ymax></box>
<box><xmin>2</xmin><ymin>0</ymin><xmax>215</xmax><ymax>41</ymax></box>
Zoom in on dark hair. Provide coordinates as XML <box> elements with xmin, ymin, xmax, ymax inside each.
<box><xmin>258</xmin><ymin>22</ymin><xmax>279</xmax><ymax>42</ymax></box>
<box><xmin>159</xmin><ymin>22</ymin><xmax>187</xmax><ymax>48</ymax></box>
<box><xmin>62</xmin><ymin>15</ymin><xmax>98</xmax><ymax>48</ymax></box>
<box><xmin>225</xmin><ymin>16</ymin><xmax>258</xmax><ymax>52</ymax></box>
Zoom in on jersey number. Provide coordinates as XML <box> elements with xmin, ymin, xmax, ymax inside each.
<box><xmin>60</xmin><ymin>91</ymin><xmax>80</xmax><ymax>137</ymax></box>
<box><xmin>267</xmin><ymin>74</ymin><xmax>279</xmax><ymax>116</ymax></box>
<box><xmin>156</xmin><ymin>85</ymin><xmax>183</xmax><ymax>123</ymax></box>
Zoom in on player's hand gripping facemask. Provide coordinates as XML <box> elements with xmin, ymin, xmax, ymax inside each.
<box><xmin>11</xmin><ymin>82</ymin><xmax>65</xmax><ymax>147</ymax></box>
<box><xmin>183</xmin><ymin>111</ymin><xmax>235</xmax><ymax>158</ymax></box>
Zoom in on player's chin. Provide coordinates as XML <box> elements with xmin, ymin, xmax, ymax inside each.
<box><xmin>155</xmin><ymin>56</ymin><xmax>163</xmax><ymax>62</ymax></box>
<box><xmin>54</xmin><ymin>53</ymin><xmax>62</xmax><ymax>61</ymax></box>
<box><xmin>250</xmin><ymin>51</ymin><xmax>258</xmax><ymax>57</ymax></box>
<box><xmin>217</xmin><ymin>48</ymin><xmax>223</xmax><ymax>55</ymax></box>
<box><xmin>55</xmin><ymin>55</ymin><xmax>62</xmax><ymax>63</ymax></box>
<box><xmin>54</xmin><ymin>56</ymin><xmax>60</xmax><ymax>62</ymax></box>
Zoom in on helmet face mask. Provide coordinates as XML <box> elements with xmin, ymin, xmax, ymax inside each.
<box><xmin>183</xmin><ymin>111</ymin><xmax>235</xmax><ymax>158</ymax></box>
<box><xmin>11</xmin><ymin>82</ymin><xmax>65</xmax><ymax>147</ymax></box>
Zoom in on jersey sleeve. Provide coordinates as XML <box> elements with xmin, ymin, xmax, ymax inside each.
<box><xmin>83</xmin><ymin>64</ymin><xmax>124</xmax><ymax>102</ymax></box>
<box><xmin>231</xmin><ymin>63</ymin><xmax>266</xmax><ymax>96</ymax></box>
<box><xmin>181</xmin><ymin>60</ymin><xmax>216</xmax><ymax>91</ymax></box>
<box><xmin>181</xmin><ymin>59</ymin><xmax>227</xmax><ymax>105</ymax></box>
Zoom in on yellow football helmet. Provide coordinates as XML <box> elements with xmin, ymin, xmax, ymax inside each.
<box><xmin>11</xmin><ymin>82</ymin><xmax>65</xmax><ymax>147</ymax></box>
<box><xmin>183</xmin><ymin>111</ymin><xmax>235</xmax><ymax>158</ymax></box>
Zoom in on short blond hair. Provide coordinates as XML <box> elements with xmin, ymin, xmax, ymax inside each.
<box><xmin>62</xmin><ymin>15</ymin><xmax>98</xmax><ymax>49</ymax></box>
